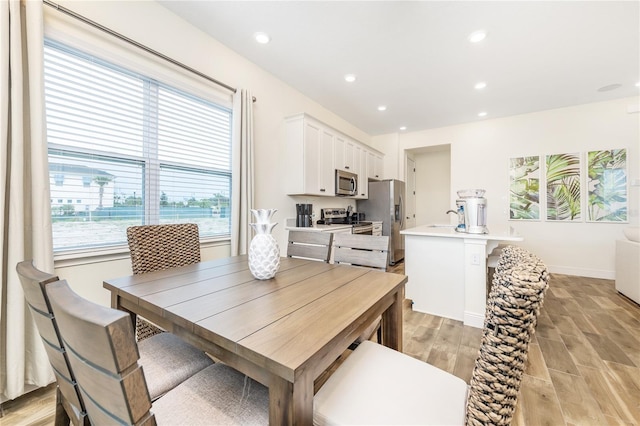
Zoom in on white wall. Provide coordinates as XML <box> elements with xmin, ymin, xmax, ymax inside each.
<box><xmin>375</xmin><ymin>97</ymin><xmax>640</xmax><ymax>278</ymax></box>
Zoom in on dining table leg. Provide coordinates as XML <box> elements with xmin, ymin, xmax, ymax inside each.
<box><xmin>110</xmin><ymin>292</ymin><xmax>137</xmax><ymax>329</ymax></box>
<box><xmin>268</xmin><ymin>372</ymin><xmax>313</xmax><ymax>425</ymax></box>
<box><xmin>381</xmin><ymin>286</ymin><xmax>405</xmax><ymax>351</ymax></box>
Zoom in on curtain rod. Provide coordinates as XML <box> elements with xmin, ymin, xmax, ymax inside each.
<box><xmin>43</xmin><ymin>0</ymin><xmax>244</xmax><ymax>98</ymax></box>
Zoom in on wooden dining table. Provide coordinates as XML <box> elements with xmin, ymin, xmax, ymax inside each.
<box><xmin>103</xmin><ymin>255</ymin><xmax>407</xmax><ymax>425</ymax></box>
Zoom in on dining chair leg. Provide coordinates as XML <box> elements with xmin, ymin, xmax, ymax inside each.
<box><xmin>54</xmin><ymin>387</ymin><xmax>71</xmax><ymax>426</ymax></box>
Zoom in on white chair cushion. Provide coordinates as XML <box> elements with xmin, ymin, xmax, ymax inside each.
<box><xmin>314</xmin><ymin>341</ymin><xmax>468</xmax><ymax>426</ymax></box>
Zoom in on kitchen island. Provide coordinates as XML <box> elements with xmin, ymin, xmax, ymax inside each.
<box><xmin>400</xmin><ymin>225</ymin><xmax>523</xmax><ymax>328</ymax></box>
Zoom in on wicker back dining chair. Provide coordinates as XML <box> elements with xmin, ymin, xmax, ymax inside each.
<box><xmin>287</xmin><ymin>230</ymin><xmax>333</xmax><ymax>262</ymax></box>
<box><xmin>126</xmin><ymin>223</ymin><xmax>201</xmax><ymax>340</ymax></box>
<box><xmin>314</xmin><ymin>245</ymin><xmax>550</xmax><ymax>425</ymax></box>
<box><xmin>17</xmin><ymin>260</ymin><xmax>213</xmax><ymax>405</ymax></box>
<box><xmin>16</xmin><ymin>260</ymin><xmax>89</xmax><ymax>426</ymax></box>
<box><xmin>46</xmin><ymin>278</ymin><xmax>269</xmax><ymax>425</ymax></box>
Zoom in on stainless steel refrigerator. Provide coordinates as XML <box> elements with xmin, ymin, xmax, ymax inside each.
<box><xmin>357</xmin><ymin>179</ymin><xmax>405</xmax><ymax>265</ymax></box>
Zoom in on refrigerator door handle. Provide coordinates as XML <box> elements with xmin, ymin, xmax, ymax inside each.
<box><xmin>398</xmin><ymin>194</ymin><xmax>404</xmax><ymax>227</ymax></box>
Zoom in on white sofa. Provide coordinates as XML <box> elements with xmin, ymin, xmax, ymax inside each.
<box><xmin>616</xmin><ymin>227</ymin><xmax>640</xmax><ymax>304</ymax></box>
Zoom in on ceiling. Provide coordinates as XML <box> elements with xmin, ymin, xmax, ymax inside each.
<box><xmin>158</xmin><ymin>1</ymin><xmax>640</xmax><ymax>136</ymax></box>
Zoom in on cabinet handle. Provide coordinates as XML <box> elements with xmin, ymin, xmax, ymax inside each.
<box><xmin>345</xmin><ymin>166</ymin><xmax>349</xmax><ymax>169</ymax></box>
<box><xmin>320</xmin><ymin>188</ymin><xmax>326</xmax><ymax>192</ymax></box>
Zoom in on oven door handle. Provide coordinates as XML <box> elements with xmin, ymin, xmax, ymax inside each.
<box><xmin>352</xmin><ymin>225</ymin><xmax>373</xmax><ymax>235</ymax></box>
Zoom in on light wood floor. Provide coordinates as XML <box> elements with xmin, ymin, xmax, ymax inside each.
<box><xmin>2</xmin><ymin>268</ymin><xmax>639</xmax><ymax>425</ymax></box>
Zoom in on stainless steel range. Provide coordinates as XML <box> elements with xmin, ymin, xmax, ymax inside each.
<box><xmin>317</xmin><ymin>208</ymin><xmax>373</xmax><ymax>235</ymax></box>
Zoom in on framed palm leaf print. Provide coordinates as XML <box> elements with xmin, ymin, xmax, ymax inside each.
<box><xmin>587</xmin><ymin>149</ymin><xmax>627</xmax><ymax>222</ymax></box>
<box><xmin>546</xmin><ymin>153</ymin><xmax>581</xmax><ymax>221</ymax></box>
<box><xmin>509</xmin><ymin>156</ymin><xmax>540</xmax><ymax>220</ymax></box>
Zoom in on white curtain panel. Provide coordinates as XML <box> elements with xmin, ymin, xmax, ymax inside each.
<box><xmin>0</xmin><ymin>0</ymin><xmax>55</xmax><ymax>400</ymax></box>
<box><xmin>230</xmin><ymin>89</ymin><xmax>255</xmax><ymax>256</ymax></box>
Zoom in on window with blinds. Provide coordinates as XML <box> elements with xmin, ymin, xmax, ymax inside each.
<box><xmin>44</xmin><ymin>40</ymin><xmax>232</xmax><ymax>251</ymax></box>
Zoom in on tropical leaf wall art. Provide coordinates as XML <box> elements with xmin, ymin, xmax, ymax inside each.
<box><xmin>587</xmin><ymin>149</ymin><xmax>627</xmax><ymax>222</ymax></box>
<box><xmin>509</xmin><ymin>156</ymin><xmax>540</xmax><ymax>220</ymax></box>
<box><xmin>546</xmin><ymin>153</ymin><xmax>581</xmax><ymax>221</ymax></box>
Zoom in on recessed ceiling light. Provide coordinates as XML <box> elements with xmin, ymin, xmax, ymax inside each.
<box><xmin>635</xmin><ymin>81</ymin><xmax>640</xmax><ymax>87</ymax></box>
<box><xmin>377</xmin><ymin>105</ymin><xmax>387</xmax><ymax>111</ymax></box>
<box><xmin>399</xmin><ymin>126</ymin><xmax>407</xmax><ymax>131</ymax></box>
<box><xmin>344</xmin><ymin>74</ymin><xmax>357</xmax><ymax>83</ymax></box>
<box><xmin>474</xmin><ymin>82</ymin><xmax>487</xmax><ymax>90</ymax></box>
<box><xmin>597</xmin><ymin>83</ymin><xmax>622</xmax><ymax>92</ymax></box>
<box><xmin>468</xmin><ymin>30</ymin><xmax>487</xmax><ymax>43</ymax></box>
<box><xmin>478</xmin><ymin>111</ymin><xmax>487</xmax><ymax>117</ymax></box>
<box><xmin>254</xmin><ymin>32</ymin><xmax>271</xmax><ymax>44</ymax></box>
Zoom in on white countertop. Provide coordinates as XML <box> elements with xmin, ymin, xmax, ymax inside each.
<box><xmin>285</xmin><ymin>224</ymin><xmax>353</xmax><ymax>232</ymax></box>
<box><xmin>401</xmin><ymin>224</ymin><xmax>523</xmax><ymax>242</ymax></box>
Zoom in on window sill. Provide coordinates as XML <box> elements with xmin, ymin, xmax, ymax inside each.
<box><xmin>54</xmin><ymin>236</ymin><xmax>231</xmax><ymax>268</ymax></box>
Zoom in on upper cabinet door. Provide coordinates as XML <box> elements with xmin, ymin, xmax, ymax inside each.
<box><xmin>367</xmin><ymin>151</ymin><xmax>383</xmax><ymax>180</ymax></box>
<box><xmin>335</xmin><ymin>136</ymin><xmax>356</xmax><ymax>172</ymax></box>
<box><xmin>303</xmin><ymin>120</ymin><xmax>323</xmax><ymax>195</ymax></box>
<box><xmin>355</xmin><ymin>144</ymin><xmax>368</xmax><ymax>199</ymax></box>
<box><xmin>334</xmin><ymin>136</ymin><xmax>346</xmax><ymax>171</ymax></box>
<box><xmin>344</xmin><ymin>139</ymin><xmax>355</xmax><ymax>172</ymax></box>
<box><xmin>320</xmin><ymin>129</ymin><xmax>335</xmax><ymax>195</ymax></box>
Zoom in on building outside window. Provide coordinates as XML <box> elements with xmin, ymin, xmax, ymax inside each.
<box><xmin>44</xmin><ymin>40</ymin><xmax>233</xmax><ymax>251</ymax></box>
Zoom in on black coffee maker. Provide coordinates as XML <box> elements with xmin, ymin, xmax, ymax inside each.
<box><xmin>296</xmin><ymin>204</ymin><xmax>313</xmax><ymax>227</ymax></box>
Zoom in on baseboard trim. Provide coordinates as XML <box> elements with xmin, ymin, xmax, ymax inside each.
<box><xmin>548</xmin><ymin>265</ymin><xmax>615</xmax><ymax>280</ymax></box>
<box><xmin>464</xmin><ymin>311</ymin><xmax>484</xmax><ymax>329</ymax></box>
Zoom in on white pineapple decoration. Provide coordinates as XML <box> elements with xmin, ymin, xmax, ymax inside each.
<box><xmin>248</xmin><ymin>209</ymin><xmax>280</xmax><ymax>280</ymax></box>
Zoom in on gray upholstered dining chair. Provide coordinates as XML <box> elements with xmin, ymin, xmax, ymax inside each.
<box><xmin>126</xmin><ymin>223</ymin><xmax>201</xmax><ymax>340</ymax></box>
<box><xmin>333</xmin><ymin>233</ymin><xmax>390</xmax><ymax>345</ymax></box>
<box><xmin>314</xmin><ymin>246</ymin><xmax>550</xmax><ymax>425</ymax></box>
<box><xmin>287</xmin><ymin>230</ymin><xmax>333</xmax><ymax>262</ymax></box>
<box><xmin>46</xmin><ymin>278</ymin><xmax>269</xmax><ymax>425</ymax></box>
<box><xmin>17</xmin><ymin>260</ymin><xmax>213</xmax><ymax>405</ymax></box>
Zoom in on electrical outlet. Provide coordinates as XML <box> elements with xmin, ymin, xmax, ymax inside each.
<box><xmin>471</xmin><ymin>254</ymin><xmax>480</xmax><ymax>265</ymax></box>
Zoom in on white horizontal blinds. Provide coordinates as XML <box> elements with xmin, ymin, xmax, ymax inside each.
<box><xmin>157</xmin><ymin>87</ymin><xmax>231</xmax><ymax>169</ymax></box>
<box><xmin>44</xmin><ymin>40</ymin><xmax>233</xmax><ymax>252</ymax></box>
<box><xmin>44</xmin><ymin>44</ymin><xmax>145</xmax><ymax>157</ymax></box>
<box><xmin>155</xmin><ymin>85</ymin><xmax>232</xmax><ymax>228</ymax></box>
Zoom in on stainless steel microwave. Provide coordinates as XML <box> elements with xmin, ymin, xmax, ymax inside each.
<box><xmin>335</xmin><ymin>169</ymin><xmax>358</xmax><ymax>196</ymax></box>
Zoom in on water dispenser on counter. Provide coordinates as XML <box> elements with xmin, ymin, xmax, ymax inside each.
<box><xmin>447</xmin><ymin>189</ymin><xmax>488</xmax><ymax>234</ymax></box>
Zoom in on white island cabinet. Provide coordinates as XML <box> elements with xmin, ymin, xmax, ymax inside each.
<box><xmin>400</xmin><ymin>225</ymin><xmax>523</xmax><ymax>328</ymax></box>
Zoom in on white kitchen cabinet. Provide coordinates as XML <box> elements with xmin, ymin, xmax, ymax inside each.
<box><xmin>355</xmin><ymin>145</ymin><xmax>368</xmax><ymax>199</ymax></box>
<box><xmin>285</xmin><ymin>114</ymin><xmax>334</xmax><ymax>196</ymax></box>
<box><xmin>320</xmin><ymin>129</ymin><xmax>335</xmax><ymax>194</ymax></box>
<box><xmin>335</xmin><ymin>137</ymin><xmax>357</xmax><ymax>173</ymax></box>
<box><xmin>367</xmin><ymin>151</ymin><xmax>383</xmax><ymax>180</ymax></box>
<box><xmin>285</xmin><ymin>113</ymin><xmax>383</xmax><ymax>198</ymax></box>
